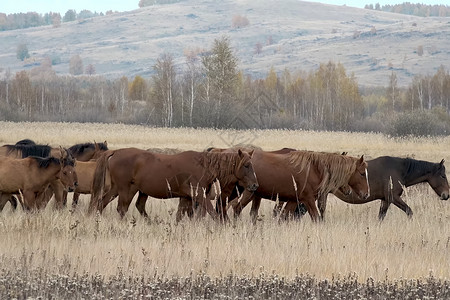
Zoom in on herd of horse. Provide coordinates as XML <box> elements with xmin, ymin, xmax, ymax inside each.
<box><xmin>0</xmin><ymin>139</ymin><xmax>448</xmax><ymax>222</ymax></box>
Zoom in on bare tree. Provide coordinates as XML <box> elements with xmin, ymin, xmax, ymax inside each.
<box><xmin>153</xmin><ymin>53</ymin><xmax>177</xmax><ymax>127</ymax></box>
<box><xmin>69</xmin><ymin>55</ymin><xmax>84</xmax><ymax>75</ymax></box>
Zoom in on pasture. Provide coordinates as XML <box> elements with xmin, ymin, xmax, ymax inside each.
<box><xmin>0</xmin><ymin>121</ymin><xmax>449</xmax><ymax>298</ymax></box>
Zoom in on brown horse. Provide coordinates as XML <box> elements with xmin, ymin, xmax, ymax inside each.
<box><xmin>0</xmin><ymin>148</ymin><xmax>78</xmax><ymax>211</ymax></box>
<box><xmin>313</xmin><ymin>156</ymin><xmax>449</xmax><ymax>220</ymax></box>
<box><xmin>60</xmin><ymin>142</ymin><xmax>109</xmax><ymax>207</ymax></box>
<box><xmin>229</xmin><ymin>150</ymin><xmax>369</xmax><ymax>222</ymax></box>
<box><xmin>63</xmin><ymin>160</ymin><xmax>100</xmax><ymax>209</ymax></box>
<box><xmin>201</xmin><ymin>147</ymin><xmax>352</xmax><ymax>222</ymax></box>
<box><xmin>68</xmin><ymin>141</ymin><xmax>109</xmax><ymax>161</ymax></box>
<box><xmin>89</xmin><ymin>148</ymin><xmax>258</xmax><ymax>219</ymax></box>
<box><xmin>0</xmin><ymin>141</ymin><xmax>79</xmax><ymax>209</ymax></box>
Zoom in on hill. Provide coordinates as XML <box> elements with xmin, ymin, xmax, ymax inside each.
<box><xmin>0</xmin><ymin>0</ymin><xmax>449</xmax><ymax>87</ymax></box>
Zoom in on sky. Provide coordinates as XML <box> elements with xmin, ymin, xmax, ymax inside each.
<box><xmin>1</xmin><ymin>0</ymin><xmax>449</xmax><ymax>15</ymax></box>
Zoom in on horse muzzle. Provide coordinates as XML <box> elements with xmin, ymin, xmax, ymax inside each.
<box><xmin>360</xmin><ymin>192</ymin><xmax>370</xmax><ymax>201</ymax></box>
<box><xmin>247</xmin><ymin>183</ymin><xmax>259</xmax><ymax>192</ymax></box>
<box><xmin>441</xmin><ymin>192</ymin><xmax>449</xmax><ymax>200</ymax></box>
<box><xmin>343</xmin><ymin>189</ymin><xmax>352</xmax><ymax>196</ymax></box>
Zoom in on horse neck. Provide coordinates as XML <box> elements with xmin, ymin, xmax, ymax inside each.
<box><xmin>31</xmin><ymin>159</ymin><xmax>61</xmax><ymax>184</ymax></box>
<box><xmin>203</xmin><ymin>153</ymin><xmax>239</xmax><ymax>187</ymax></box>
<box><xmin>403</xmin><ymin>159</ymin><xmax>434</xmax><ymax>187</ymax></box>
<box><xmin>316</xmin><ymin>156</ymin><xmax>355</xmax><ymax>197</ymax></box>
<box><xmin>50</xmin><ymin>148</ymin><xmax>62</xmax><ymax>158</ymax></box>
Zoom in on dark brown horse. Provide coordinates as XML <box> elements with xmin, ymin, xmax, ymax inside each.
<box><xmin>88</xmin><ymin>148</ymin><xmax>258</xmax><ymax>219</ymax></box>
<box><xmin>229</xmin><ymin>150</ymin><xmax>369</xmax><ymax>222</ymax></box>
<box><xmin>0</xmin><ymin>148</ymin><xmax>78</xmax><ymax>211</ymax></box>
<box><xmin>313</xmin><ymin>156</ymin><xmax>449</xmax><ymax>220</ymax></box>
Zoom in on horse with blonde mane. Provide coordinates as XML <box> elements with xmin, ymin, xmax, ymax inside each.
<box><xmin>230</xmin><ymin>150</ymin><xmax>369</xmax><ymax>222</ymax></box>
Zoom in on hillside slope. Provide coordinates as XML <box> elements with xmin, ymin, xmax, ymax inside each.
<box><xmin>0</xmin><ymin>0</ymin><xmax>448</xmax><ymax>87</ymax></box>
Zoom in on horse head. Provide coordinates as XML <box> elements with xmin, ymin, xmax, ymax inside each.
<box><xmin>59</xmin><ymin>147</ymin><xmax>78</xmax><ymax>192</ymax></box>
<box><xmin>236</xmin><ymin>149</ymin><xmax>259</xmax><ymax>192</ymax></box>
<box><xmin>428</xmin><ymin>159</ymin><xmax>449</xmax><ymax>200</ymax></box>
<box><xmin>347</xmin><ymin>155</ymin><xmax>370</xmax><ymax>200</ymax></box>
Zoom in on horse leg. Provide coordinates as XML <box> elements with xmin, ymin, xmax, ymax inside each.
<box><xmin>93</xmin><ymin>188</ymin><xmax>118</xmax><ymax>214</ymax></box>
<box><xmin>317</xmin><ymin>194</ymin><xmax>328</xmax><ymax>221</ymax></box>
<box><xmin>194</xmin><ymin>194</ymin><xmax>218</xmax><ymax>220</ymax></box>
<box><xmin>391</xmin><ymin>195</ymin><xmax>413</xmax><ymax>218</ymax></box>
<box><xmin>216</xmin><ymin>195</ymin><xmax>230</xmax><ymax>223</ymax></box>
<box><xmin>10</xmin><ymin>195</ymin><xmax>18</xmax><ymax>210</ymax></box>
<box><xmin>303</xmin><ymin>198</ymin><xmax>320</xmax><ymax>222</ymax></box>
<box><xmin>250</xmin><ymin>195</ymin><xmax>262</xmax><ymax>224</ymax></box>
<box><xmin>378</xmin><ymin>200</ymin><xmax>391</xmax><ymax>221</ymax></box>
<box><xmin>176</xmin><ymin>197</ymin><xmax>193</xmax><ymax>222</ymax></box>
<box><xmin>72</xmin><ymin>192</ymin><xmax>80</xmax><ymax>209</ymax></box>
<box><xmin>280</xmin><ymin>201</ymin><xmax>297</xmax><ymax>221</ymax></box>
<box><xmin>273</xmin><ymin>201</ymin><xmax>284</xmax><ymax>218</ymax></box>
<box><xmin>62</xmin><ymin>190</ymin><xmax>68</xmax><ymax>207</ymax></box>
<box><xmin>233</xmin><ymin>190</ymin><xmax>254</xmax><ymax>216</ymax></box>
<box><xmin>22</xmin><ymin>190</ymin><xmax>37</xmax><ymax>211</ymax></box>
<box><xmin>50</xmin><ymin>180</ymin><xmax>66</xmax><ymax>209</ymax></box>
<box><xmin>135</xmin><ymin>192</ymin><xmax>149</xmax><ymax>218</ymax></box>
<box><xmin>0</xmin><ymin>194</ymin><xmax>9</xmax><ymax>211</ymax></box>
<box><xmin>116</xmin><ymin>187</ymin><xmax>138</xmax><ymax>218</ymax></box>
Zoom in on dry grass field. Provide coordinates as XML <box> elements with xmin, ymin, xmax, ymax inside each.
<box><xmin>0</xmin><ymin>121</ymin><xmax>449</xmax><ymax>298</ymax></box>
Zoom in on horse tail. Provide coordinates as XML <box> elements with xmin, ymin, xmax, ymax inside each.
<box><xmin>88</xmin><ymin>150</ymin><xmax>114</xmax><ymax>214</ymax></box>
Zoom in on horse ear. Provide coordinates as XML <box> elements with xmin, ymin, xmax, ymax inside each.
<box><xmin>440</xmin><ymin>159</ymin><xmax>445</xmax><ymax>166</ymax></box>
<box><xmin>248</xmin><ymin>149</ymin><xmax>254</xmax><ymax>157</ymax></box>
<box><xmin>238</xmin><ymin>149</ymin><xmax>243</xmax><ymax>157</ymax></box>
<box><xmin>104</xmin><ymin>141</ymin><xmax>107</xmax><ymax>147</ymax></box>
<box><xmin>359</xmin><ymin>155</ymin><xmax>365</xmax><ymax>164</ymax></box>
<box><xmin>341</xmin><ymin>152</ymin><xmax>348</xmax><ymax>156</ymax></box>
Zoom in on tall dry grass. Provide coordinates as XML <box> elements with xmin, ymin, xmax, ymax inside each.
<box><xmin>0</xmin><ymin>121</ymin><xmax>449</xmax><ymax>286</ymax></box>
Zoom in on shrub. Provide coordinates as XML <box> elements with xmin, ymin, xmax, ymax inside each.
<box><xmin>232</xmin><ymin>15</ymin><xmax>249</xmax><ymax>28</ymax></box>
<box><xmin>386</xmin><ymin>110</ymin><xmax>448</xmax><ymax>137</ymax></box>
<box><xmin>16</xmin><ymin>43</ymin><xmax>30</xmax><ymax>61</ymax></box>
<box><xmin>417</xmin><ymin>45</ymin><xmax>424</xmax><ymax>56</ymax></box>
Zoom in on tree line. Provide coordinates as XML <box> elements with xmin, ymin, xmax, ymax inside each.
<box><xmin>365</xmin><ymin>2</ymin><xmax>450</xmax><ymax>17</ymax></box>
<box><xmin>1</xmin><ymin>36</ymin><xmax>450</xmax><ymax>136</ymax></box>
<box><xmin>0</xmin><ymin>9</ymin><xmax>118</xmax><ymax>31</ymax></box>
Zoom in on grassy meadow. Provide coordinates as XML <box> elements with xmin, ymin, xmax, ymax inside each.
<box><xmin>0</xmin><ymin>121</ymin><xmax>449</xmax><ymax>298</ymax></box>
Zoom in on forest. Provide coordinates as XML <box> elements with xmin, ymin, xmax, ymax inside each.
<box><xmin>1</xmin><ymin>36</ymin><xmax>450</xmax><ymax>137</ymax></box>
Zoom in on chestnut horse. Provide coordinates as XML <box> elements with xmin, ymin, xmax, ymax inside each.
<box><xmin>229</xmin><ymin>150</ymin><xmax>369</xmax><ymax>222</ymax></box>
<box><xmin>312</xmin><ymin>156</ymin><xmax>449</xmax><ymax>220</ymax></box>
<box><xmin>201</xmin><ymin>147</ymin><xmax>352</xmax><ymax>222</ymax></box>
<box><xmin>88</xmin><ymin>148</ymin><xmax>258</xmax><ymax>219</ymax></box>
<box><xmin>0</xmin><ymin>148</ymin><xmax>78</xmax><ymax>211</ymax></box>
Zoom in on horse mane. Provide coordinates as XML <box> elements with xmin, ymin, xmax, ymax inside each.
<box><xmin>288</xmin><ymin>151</ymin><xmax>358</xmax><ymax>197</ymax></box>
<box><xmin>15</xmin><ymin>139</ymin><xmax>36</xmax><ymax>145</ymax></box>
<box><xmin>404</xmin><ymin>157</ymin><xmax>437</xmax><ymax>179</ymax></box>
<box><xmin>6</xmin><ymin>144</ymin><xmax>51</xmax><ymax>158</ymax></box>
<box><xmin>69</xmin><ymin>142</ymin><xmax>108</xmax><ymax>155</ymax></box>
<box><xmin>198</xmin><ymin>151</ymin><xmax>244</xmax><ymax>185</ymax></box>
<box><xmin>30</xmin><ymin>156</ymin><xmax>61</xmax><ymax>169</ymax></box>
